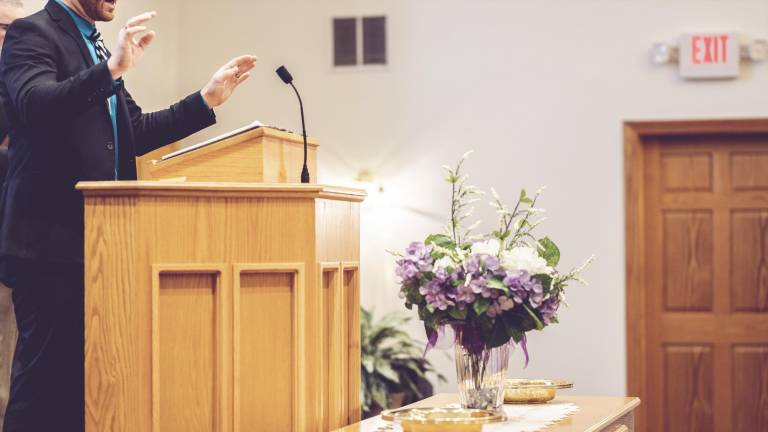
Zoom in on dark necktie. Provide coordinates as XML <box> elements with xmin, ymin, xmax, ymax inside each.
<box><xmin>88</xmin><ymin>29</ymin><xmax>119</xmax><ymax>179</ymax></box>
<box><xmin>88</xmin><ymin>29</ymin><xmax>110</xmax><ymax>63</ymax></box>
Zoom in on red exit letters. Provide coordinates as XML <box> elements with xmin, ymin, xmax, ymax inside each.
<box><xmin>679</xmin><ymin>33</ymin><xmax>739</xmax><ymax>79</ymax></box>
<box><xmin>691</xmin><ymin>34</ymin><xmax>729</xmax><ymax>64</ymax></box>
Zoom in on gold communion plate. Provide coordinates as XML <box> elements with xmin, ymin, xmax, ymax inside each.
<box><xmin>381</xmin><ymin>407</ymin><xmax>505</xmax><ymax>432</ymax></box>
<box><xmin>504</xmin><ymin>379</ymin><xmax>574</xmax><ymax>404</ymax></box>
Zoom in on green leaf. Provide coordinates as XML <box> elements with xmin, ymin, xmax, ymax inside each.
<box><xmin>363</xmin><ymin>356</ymin><xmax>375</xmax><ymax>373</ymax></box>
<box><xmin>418</xmin><ymin>304</ymin><xmax>430</xmax><ymax>321</ymax></box>
<box><xmin>376</xmin><ymin>362</ymin><xmax>400</xmax><ymax>384</ymax></box>
<box><xmin>500</xmin><ymin>313</ymin><xmax>523</xmax><ymax>342</ymax></box>
<box><xmin>539</xmin><ymin>237</ymin><xmax>561</xmax><ymax>267</ymax></box>
<box><xmin>486</xmin><ymin>277</ymin><xmax>509</xmax><ymax>294</ymax></box>
<box><xmin>523</xmin><ymin>304</ymin><xmax>545</xmax><ymax>330</ymax></box>
<box><xmin>425</xmin><ymin>234</ymin><xmax>455</xmax><ymax>249</ymax></box>
<box><xmin>535</xmin><ymin>274</ymin><xmax>553</xmax><ymax>294</ymax></box>
<box><xmin>519</xmin><ymin>189</ymin><xmax>533</xmax><ymax>205</ymax></box>
<box><xmin>487</xmin><ymin>319</ymin><xmax>511</xmax><ymax>348</ymax></box>
<box><xmin>448</xmin><ymin>307</ymin><xmax>468</xmax><ymax>320</ymax></box>
<box><xmin>372</xmin><ymin>384</ymin><xmax>388</xmax><ymax>409</ymax></box>
<box><xmin>424</xmin><ymin>310</ymin><xmax>445</xmax><ymax>330</ymax></box>
<box><xmin>405</xmin><ymin>286</ymin><xmax>423</xmax><ymax>305</ymax></box>
<box><xmin>473</xmin><ymin>298</ymin><xmax>491</xmax><ymax>316</ymax></box>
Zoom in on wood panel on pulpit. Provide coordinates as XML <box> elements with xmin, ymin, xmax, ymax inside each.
<box><xmin>80</xmin><ymin>182</ymin><xmax>364</xmax><ymax>432</ymax></box>
<box><xmin>321</xmin><ymin>262</ymin><xmax>361</xmax><ymax>430</ymax></box>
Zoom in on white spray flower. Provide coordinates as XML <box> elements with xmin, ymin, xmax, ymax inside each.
<box><xmin>470</xmin><ymin>238</ymin><xmax>501</xmax><ymax>256</ymax></box>
<box><xmin>500</xmin><ymin>246</ymin><xmax>552</xmax><ymax>275</ymax></box>
<box><xmin>434</xmin><ymin>256</ymin><xmax>457</xmax><ymax>272</ymax></box>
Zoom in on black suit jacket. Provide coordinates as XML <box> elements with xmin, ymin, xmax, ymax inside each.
<box><xmin>0</xmin><ymin>1</ymin><xmax>216</xmax><ymax>263</ymax></box>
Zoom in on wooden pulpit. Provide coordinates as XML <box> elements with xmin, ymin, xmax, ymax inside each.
<box><xmin>78</xmin><ymin>129</ymin><xmax>364</xmax><ymax>432</ymax></box>
<box><xmin>135</xmin><ymin>126</ymin><xmax>319</xmax><ymax>183</ymax></box>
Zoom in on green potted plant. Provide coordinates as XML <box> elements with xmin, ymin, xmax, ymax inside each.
<box><xmin>361</xmin><ymin>308</ymin><xmax>446</xmax><ymax>418</ymax></box>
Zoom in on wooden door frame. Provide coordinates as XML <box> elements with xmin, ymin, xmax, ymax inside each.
<box><xmin>624</xmin><ymin>118</ymin><xmax>768</xmax><ymax>428</ymax></box>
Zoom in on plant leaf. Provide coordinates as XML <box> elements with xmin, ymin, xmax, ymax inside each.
<box><xmin>487</xmin><ymin>319</ymin><xmax>511</xmax><ymax>348</ymax></box>
<box><xmin>523</xmin><ymin>304</ymin><xmax>545</xmax><ymax>330</ymax></box>
<box><xmin>519</xmin><ymin>189</ymin><xmax>533</xmax><ymax>205</ymax></box>
<box><xmin>425</xmin><ymin>234</ymin><xmax>455</xmax><ymax>249</ymax></box>
<box><xmin>376</xmin><ymin>362</ymin><xmax>401</xmax><ymax>384</ymax></box>
<box><xmin>473</xmin><ymin>298</ymin><xmax>491</xmax><ymax>316</ymax></box>
<box><xmin>538</xmin><ymin>237</ymin><xmax>560</xmax><ymax>267</ymax></box>
<box><xmin>362</xmin><ymin>357</ymin><xmax>375</xmax><ymax>373</ymax></box>
<box><xmin>448</xmin><ymin>307</ymin><xmax>468</xmax><ymax>320</ymax></box>
<box><xmin>486</xmin><ymin>277</ymin><xmax>509</xmax><ymax>294</ymax></box>
<box><xmin>535</xmin><ymin>274</ymin><xmax>553</xmax><ymax>294</ymax></box>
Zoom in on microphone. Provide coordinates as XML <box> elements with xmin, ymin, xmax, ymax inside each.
<box><xmin>275</xmin><ymin>65</ymin><xmax>310</xmax><ymax>183</ymax></box>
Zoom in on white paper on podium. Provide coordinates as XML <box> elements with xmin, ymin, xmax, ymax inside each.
<box><xmin>160</xmin><ymin>120</ymin><xmax>264</xmax><ymax>161</ymax></box>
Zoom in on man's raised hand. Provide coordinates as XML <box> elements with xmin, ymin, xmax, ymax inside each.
<box><xmin>200</xmin><ymin>55</ymin><xmax>258</xmax><ymax>109</ymax></box>
<box><xmin>107</xmin><ymin>11</ymin><xmax>157</xmax><ymax>79</ymax></box>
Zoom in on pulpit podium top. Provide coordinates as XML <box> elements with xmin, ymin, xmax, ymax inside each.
<box><xmin>135</xmin><ymin>126</ymin><xmax>322</xmax><ymax>184</ymax></box>
<box><xmin>76</xmin><ymin>181</ymin><xmax>366</xmax><ymax>202</ymax></box>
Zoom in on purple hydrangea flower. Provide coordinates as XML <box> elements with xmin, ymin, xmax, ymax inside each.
<box><xmin>539</xmin><ymin>295</ymin><xmax>561</xmax><ymax>324</ymax></box>
<box><xmin>395</xmin><ymin>242</ymin><xmax>434</xmax><ymax>283</ymax></box>
<box><xmin>419</xmin><ymin>267</ymin><xmax>455</xmax><ymax>311</ymax></box>
<box><xmin>452</xmin><ymin>269</ymin><xmax>476</xmax><ymax>304</ymax></box>
<box><xmin>487</xmin><ymin>296</ymin><xmax>516</xmax><ymax>317</ymax></box>
<box><xmin>502</xmin><ymin>270</ymin><xmax>543</xmax><ymax>306</ymax></box>
<box><xmin>464</xmin><ymin>254</ymin><xmax>502</xmax><ymax>300</ymax></box>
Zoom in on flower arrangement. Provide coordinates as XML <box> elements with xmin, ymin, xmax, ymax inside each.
<box><xmin>394</xmin><ymin>152</ymin><xmax>593</xmax><ymax>364</ymax></box>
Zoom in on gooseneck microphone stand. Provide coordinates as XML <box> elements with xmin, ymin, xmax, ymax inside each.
<box><xmin>276</xmin><ymin>65</ymin><xmax>310</xmax><ymax>183</ymax></box>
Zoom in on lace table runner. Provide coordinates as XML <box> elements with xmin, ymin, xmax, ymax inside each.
<box><xmin>362</xmin><ymin>402</ymin><xmax>580</xmax><ymax>432</ymax></box>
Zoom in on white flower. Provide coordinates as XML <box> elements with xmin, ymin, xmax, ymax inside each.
<box><xmin>471</xmin><ymin>238</ymin><xmax>501</xmax><ymax>256</ymax></box>
<box><xmin>454</xmin><ymin>247</ymin><xmax>470</xmax><ymax>261</ymax></box>
<box><xmin>500</xmin><ymin>246</ymin><xmax>552</xmax><ymax>275</ymax></box>
<box><xmin>434</xmin><ymin>256</ymin><xmax>456</xmax><ymax>271</ymax></box>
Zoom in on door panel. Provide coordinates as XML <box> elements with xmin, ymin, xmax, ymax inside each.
<box><xmin>730</xmin><ymin>210</ymin><xmax>768</xmax><ymax>312</ymax></box>
<box><xmin>662</xmin><ymin>211</ymin><xmax>714</xmax><ymax>311</ymax></box>
<box><xmin>663</xmin><ymin>345</ymin><xmax>714</xmax><ymax>432</ymax></box>
<box><xmin>731</xmin><ymin>345</ymin><xmax>768</xmax><ymax>432</ymax></box>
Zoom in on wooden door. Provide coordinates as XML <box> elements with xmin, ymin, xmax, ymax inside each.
<box><xmin>626</xmin><ymin>120</ymin><xmax>768</xmax><ymax>432</ymax></box>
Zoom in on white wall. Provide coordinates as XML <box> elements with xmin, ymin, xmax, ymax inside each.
<box><xmin>27</xmin><ymin>0</ymin><xmax>768</xmax><ymax>396</ymax></box>
<box><xmin>170</xmin><ymin>0</ymin><xmax>768</xmax><ymax>396</ymax></box>
<box><xmin>24</xmin><ymin>0</ymin><xmax>180</xmax><ymax>110</ymax></box>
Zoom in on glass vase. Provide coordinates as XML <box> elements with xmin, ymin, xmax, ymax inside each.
<box><xmin>453</xmin><ymin>338</ymin><xmax>512</xmax><ymax>411</ymax></box>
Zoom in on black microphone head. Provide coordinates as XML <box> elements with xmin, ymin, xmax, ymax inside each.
<box><xmin>276</xmin><ymin>65</ymin><xmax>293</xmax><ymax>84</ymax></box>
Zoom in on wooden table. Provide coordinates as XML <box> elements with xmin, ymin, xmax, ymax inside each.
<box><xmin>334</xmin><ymin>394</ymin><xmax>641</xmax><ymax>432</ymax></box>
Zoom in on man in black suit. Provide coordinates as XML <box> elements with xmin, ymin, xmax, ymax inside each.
<box><xmin>0</xmin><ymin>0</ymin><xmax>257</xmax><ymax>430</ymax></box>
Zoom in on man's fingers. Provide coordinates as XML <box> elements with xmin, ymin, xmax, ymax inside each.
<box><xmin>126</xmin><ymin>11</ymin><xmax>157</xmax><ymax>28</ymax></box>
<box><xmin>219</xmin><ymin>66</ymin><xmax>239</xmax><ymax>81</ymax></box>
<box><xmin>124</xmin><ymin>26</ymin><xmax>148</xmax><ymax>37</ymax></box>
<box><xmin>235</xmin><ymin>72</ymin><xmax>251</xmax><ymax>86</ymax></box>
<box><xmin>237</xmin><ymin>62</ymin><xmax>256</xmax><ymax>74</ymax></box>
<box><xmin>136</xmin><ymin>31</ymin><xmax>156</xmax><ymax>49</ymax></box>
<box><xmin>226</xmin><ymin>55</ymin><xmax>258</xmax><ymax>69</ymax></box>
<box><xmin>225</xmin><ymin>55</ymin><xmax>251</xmax><ymax>68</ymax></box>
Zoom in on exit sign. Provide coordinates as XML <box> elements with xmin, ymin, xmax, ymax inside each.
<box><xmin>679</xmin><ymin>33</ymin><xmax>740</xmax><ymax>79</ymax></box>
